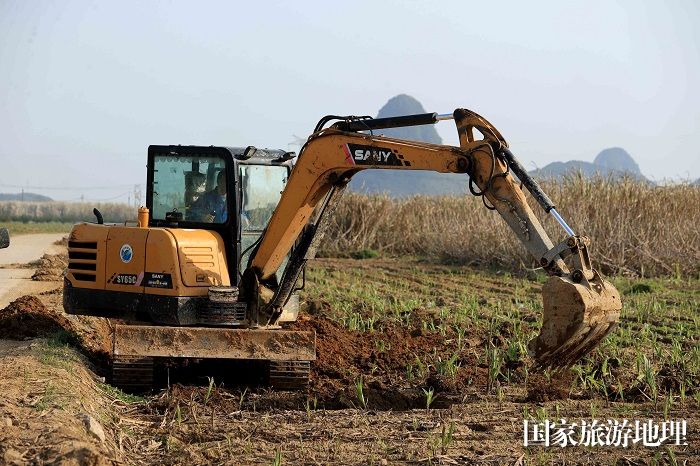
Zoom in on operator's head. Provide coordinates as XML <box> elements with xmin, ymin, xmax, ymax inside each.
<box><xmin>216</xmin><ymin>170</ymin><xmax>226</xmax><ymax>195</ymax></box>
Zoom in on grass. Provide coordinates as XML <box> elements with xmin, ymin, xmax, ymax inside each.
<box><xmin>4</xmin><ymin>178</ymin><xmax>698</xmax><ymax>278</ymax></box>
<box><xmin>38</xmin><ymin>332</ymin><xmax>81</xmax><ymax>371</ymax></box>
<box><xmin>354</xmin><ymin>376</ymin><xmax>368</xmax><ymax>409</ymax></box>
<box><xmin>38</xmin><ymin>332</ymin><xmax>147</xmax><ymax>405</ymax></box>
<box><xmin>33</xmin><ymin>382</ymin><xmax>65</xmax><ymax>411</ymax></box>
<box><xmin>2</xmin><ymin>221</ymin><xmax>74</xmax><ymax>235</ymax></box>
<box><xmin>350</xmin><ymin>249</ymin><xmax>380</xmax><ymax>259</ymax></box>
<box><xmin>423</xmin><ymin>387</ymin><xmax>435</xmax><ymax>410</ymax></box>
<box><xmin>204</xmin><ymin>376</ymin><xmax>215</xmax><ymax>404</ymax></box>
<box><xmin>436</xmin><ymin>351</ymin><xmax>460</xmax><ymax>378</ymax></box>
<box><xmin>319</xmin><ymin>177</ymin><xmax>700</xmax><ymax>278</ymax></box>
<box><xmin>440</xmin><ymin>421</ymin><xmax>456</xmax><ymax>454</ymax></box>
<box><xmin>0</xmin><ymin>200</ymin><xmax>133</xmax><ymax>224</ymax></box>
<box><xmin>270</xmin><ymin>447</ymin><xmax>283</xmax><ymax>466</ymax></box>
<box><xmin>570</xmin><ymin>273</ymin><xmax>700</xmax><ymax>402</ymax></box>
<box><xmin>100</xmin><ymin>383</ymin><xmax>146</xmax><ymax>404</ymax></box>
<box><xmin>33</xmin><ymin>334</ymin><xmax>85</xmax><ymax>411</ymax></box>
<box><xmin>302</xmin><ymin>257</ymin><xmax>700</xmax><ymax>407</ymax></box>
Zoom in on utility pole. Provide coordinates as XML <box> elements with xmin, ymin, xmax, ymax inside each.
<box><xmin>134</xmin><ymin>184</ymin><xmax>143</xmax><ymax>206</ymax></box>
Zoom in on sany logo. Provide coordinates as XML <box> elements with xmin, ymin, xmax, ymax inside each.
<box><xmin>343</xmin><ymin>144</ymin><xmax>411</xmax><ymax>168</ymax></box>
<box><xmin>353</xmin><ymin>148</ymin><xmax>393</xmax><ymax>162</ymax></box>
<box><xmin>344</xmin><ymin>143</ymin><xmax>406</xmax><ymax>166</ymax></box>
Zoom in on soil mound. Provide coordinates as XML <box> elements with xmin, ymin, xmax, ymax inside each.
<box><xmin>0</xmin><ymin>296</ymin><xmax>73</xmax><ymax>339</ymax></box>
<box><xmin>31</xmin><ymin>253</ymin><xmax>68</xmax><ymax>281</ymax></box>
<box><xmin>294</xmin><ymin>312</ymin><xmax>489</xmax><ymax>410</ymax></box>
<box><xmin>0</xmin><ymin>292</ymin><xmax>112</xmax><ymax>370</ymax></box>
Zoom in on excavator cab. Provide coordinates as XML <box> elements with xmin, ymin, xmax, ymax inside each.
<box><xmin>146</xmin><ymin>145</ymin><xmax>294</xmax><ymax>287</ymax></box>
<box><xmin>65</xmin><ymin>144</ymin><xmax>301</xmax><ymax>326</ymax></box>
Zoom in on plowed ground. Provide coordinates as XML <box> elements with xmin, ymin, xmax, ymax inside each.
<box><xmin>0</xmin><ymin>247</ymin><xmax>698</xmax><ymax>464</ymax></box>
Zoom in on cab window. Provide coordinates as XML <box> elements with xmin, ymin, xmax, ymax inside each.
<box><xmin>239</xmin><ymin>164</ymin><xmax>288</xmax><ymax>275</ymax></box>
<box><xmin>151</xmin><ymin>155</ymin><xmax>227</xmax><ymax>223</ymax></box>
<box><xmin>240</xmin><ymin>165</ymin><xmax>288</xmax><ymax>231</ymax></box>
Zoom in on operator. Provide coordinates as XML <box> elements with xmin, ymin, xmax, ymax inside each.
<box><xmin>191</xmin><ymin>170</ymin><xmax>228</xmax><ymax>223</ymax></box>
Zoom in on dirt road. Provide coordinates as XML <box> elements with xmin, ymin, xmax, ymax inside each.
<box><xmin>0</xmin><ymin>233</ymin><xmax>66</xmax><ymax>308</ymax></box>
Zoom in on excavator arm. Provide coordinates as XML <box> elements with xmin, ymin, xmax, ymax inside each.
<box><xmin>242</xmin><ymin>108</ymin><xmax>621</xmax><ymax>367</ymax></box>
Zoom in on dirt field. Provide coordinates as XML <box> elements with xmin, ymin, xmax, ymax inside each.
<box><xmin>0</xmin><ymin>244</ymin><xmax>697</xmax><ymax>464</ymax></box>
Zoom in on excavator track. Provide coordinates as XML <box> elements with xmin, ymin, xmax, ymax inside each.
<box><xmin>268</xmin><ymin>360</ymin><xmax>310</xmax><ymax>390</ymax></box>
<box><xmin>112</xmin><ymin>355</ymin><xmax>154</xmax><ymax>393</ymax></box>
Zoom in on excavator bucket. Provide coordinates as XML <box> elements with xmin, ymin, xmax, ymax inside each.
<box><xmin>531</xmin><ymin>274</ymin><xmax>622</xmax><ymax>368</ymax></box>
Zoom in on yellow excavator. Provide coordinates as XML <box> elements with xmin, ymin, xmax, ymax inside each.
<box><xmin>63</xmin><ymin>108</ymin><xmax>621</xmax><ymax>391</ymax></box>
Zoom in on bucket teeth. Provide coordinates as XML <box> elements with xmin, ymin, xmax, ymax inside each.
<box><xmin>531</xmin><ymin>275</ymin><xmax>622</xmax><ymax>369</ymax></box>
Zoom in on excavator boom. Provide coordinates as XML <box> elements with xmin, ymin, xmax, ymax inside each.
<box><xmin>244</xmin><ymin>108</ymin><xmax>622</xmax><ymax>368</ymax></box>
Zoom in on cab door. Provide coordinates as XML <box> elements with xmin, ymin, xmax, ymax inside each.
<box><xmin>239</xmin><ymin>163</ymin><xmax>290</xmax><ymax>282</ymax></box>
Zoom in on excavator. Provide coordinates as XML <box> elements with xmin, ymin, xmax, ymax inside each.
<box><xmin>63</xmin><ymin>108</ymin><xmax>621</xmax><ymax>391</ymax></box>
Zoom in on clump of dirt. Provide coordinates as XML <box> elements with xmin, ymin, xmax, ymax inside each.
<box><xmin>0</xmin><ymin>296</ymin><xmax>73</xmax><ymax>339</ymax></box>
<box><xmin>54</xmin><ymin>235</ymin><xmax>69</xmax><ymax>246</ymax></box>
<box><xmin>30</xmin><ymin>253</ymin><xmax>68</xmax><ymax>281</ymax></box>
<box><xmin>525</xmin><ymin>373</ymin><xmax>572</xmax><ymax>402</ymax></box>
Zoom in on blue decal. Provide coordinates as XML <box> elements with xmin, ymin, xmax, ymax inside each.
<box><xmin>119</xmin><ymin>244</ymin><xmax>133</xmax><ymax>263</ymax></box>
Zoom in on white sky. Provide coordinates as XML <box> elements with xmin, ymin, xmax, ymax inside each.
<box><xmin>1</xmin><ymin>0</ymin><xmax>698</xmax><ymax>202</ymax></box>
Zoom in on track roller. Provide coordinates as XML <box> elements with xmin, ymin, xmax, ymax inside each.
<box><xmin>112</xmin><ymin>355</ymin><xmax>154</xmax><ymax>393</ymax></box>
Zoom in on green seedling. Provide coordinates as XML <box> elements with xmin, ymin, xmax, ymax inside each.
<box><xmin>423</xmin><ymin>387</ymin><xmax>435</xmax><ymax>410</ymax></box>
<box><xmin>270</xmin><ymin>446</ymin><xmax>283</xmax><ymax>466</ymax></box>
<box><xmin>440</xmin><ymin>421</ymin><xmax>456</xmax><ymax>455</ymax></box>
<box><xmin>354</xmin><ymin>376</ymin><xmax>368</xmax><ymax>409</ymax></box>
<box><xmin>204</xmin><ymin>376</ymin><xmax>215</xmax><ymax>404</ymax></box>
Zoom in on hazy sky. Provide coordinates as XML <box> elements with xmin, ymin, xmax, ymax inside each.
<box><xmin>1</xmin><ymin>1</ymin><xmax>699</xmax><ymax>202</ymax></box>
